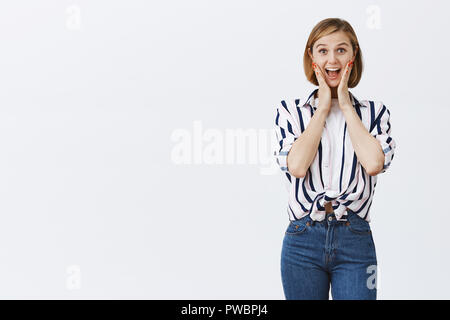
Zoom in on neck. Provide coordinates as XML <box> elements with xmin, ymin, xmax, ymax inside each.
<box><xmin>312</xmin><ymin>90</ymin><xmax>353</xmax><ymax>109</ymax></box>
<box><xmin>331</xmin><ymin>87</ymin><xmax>338</xmax><ymax>98</ymax></box>
<box><xmin>314</xmin><ymin>87</ymin><xmax>341</xmax><ymax>99</ymax></box>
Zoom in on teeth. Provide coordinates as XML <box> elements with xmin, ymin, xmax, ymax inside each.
<box><xmin>326</xmin><ymin>68</ymin><xmax>340</xmax><ymax>71</ymax></box>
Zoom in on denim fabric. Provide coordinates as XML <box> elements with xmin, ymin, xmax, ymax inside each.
<box><xmin>281</xmin><ymin>210</ymin><xmax>377</xmax><ymax>300</ymax></box>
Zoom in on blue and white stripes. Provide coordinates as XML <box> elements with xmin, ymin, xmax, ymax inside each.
<box><xmin>369</xmin><ymin>101</ymin><xmax>395</xmax><ymax>174</ymax></box>
<box><xmin>274</xmin><ymin>88</ymin><xmax>396</xmax><ymax>223</ymax></box>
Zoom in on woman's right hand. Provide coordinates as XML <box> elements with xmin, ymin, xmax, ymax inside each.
<box><xmin>312</xmin><ymin>62</ymin><xmax>331</xmax><ymax>113</ymax></box>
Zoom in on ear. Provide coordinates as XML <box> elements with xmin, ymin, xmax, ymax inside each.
<box><xmin>307</xmin><ymin>47</ymin><xmax>313</xmax><ymax>60</ymax></box>
<box><xmin>353</xmin><ymin>45</ymin><xmax>359</xmax><ymax>59</ymax></box>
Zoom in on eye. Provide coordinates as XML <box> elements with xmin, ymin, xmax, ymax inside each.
<box><xmin>319</xmin><ymin>48</ymin><xmax>346</xmax><ymax>54</ymax></box>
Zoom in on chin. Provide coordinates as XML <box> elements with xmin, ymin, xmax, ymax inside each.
<box><xmin>327</xmin><ymin>81</ymin><xmax>339</xmax><ymax>88</ymax></box>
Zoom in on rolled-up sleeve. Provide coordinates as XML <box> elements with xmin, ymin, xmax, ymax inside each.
<box><xmin>274</xmin><ymin>100</ymin><xmax>301</xmax><ymax>176</ymax></box>
<box><xmin>370</xmin><ymin>102</ymin><xmax>396</xmax><ymax>174</ymax></box>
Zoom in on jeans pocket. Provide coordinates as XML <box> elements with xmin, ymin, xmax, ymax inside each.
<box><xmin>346</xmin><ymin>211</ymin><xmax>371</xmax><ymax>235</ymax></box>
<box><xmin>285</xmin><ymin>216</ymin><xmax>309</xmax><ymax>235</ymax></box>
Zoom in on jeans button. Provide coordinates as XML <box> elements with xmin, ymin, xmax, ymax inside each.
<box><xmin>328</xmin><ymin>216</ymin><xmax>333</xmax><ymax>222</ymax></box>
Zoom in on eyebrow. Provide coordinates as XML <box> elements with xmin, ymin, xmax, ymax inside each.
<box><xmin>316</xmin><ymin>42</ymin><xmax>350</xmax><ymax>48</ymax></box>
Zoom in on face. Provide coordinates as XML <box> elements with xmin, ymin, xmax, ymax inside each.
<box><xmin>308</xmin><ymin>31</ymin><xmax>357</xmax><ymax>88</ymax></box>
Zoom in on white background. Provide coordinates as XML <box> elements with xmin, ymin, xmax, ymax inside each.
<box><xmin>0</xmin><ymin>0</ymin><xmax>448</xmax><ymax>299</ymax></box>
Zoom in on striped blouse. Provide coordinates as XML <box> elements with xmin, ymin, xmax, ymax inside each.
<box><xmin>274</xmin><ymin>88</ymin><xmax>396</xmax><ymax>223</ymax></box>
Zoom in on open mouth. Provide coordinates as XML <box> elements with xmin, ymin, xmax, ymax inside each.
<box><xmin>325</xmin><ymin>68</ymin><xmax>341</xmax><ymax>78</ymax></box>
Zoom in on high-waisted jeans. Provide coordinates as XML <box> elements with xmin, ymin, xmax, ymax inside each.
<box><xmin>280</xmin><ymin>210</ymin><xmax>378</xmax><ymax>300</ymax></box>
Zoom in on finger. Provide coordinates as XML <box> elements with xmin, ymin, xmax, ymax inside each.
<box><xmin>339</xmin><ymin>64</ymin><xmax>348</xmax><ymax>86</ymax></box>
<box><xmin>338</xmin><ymin>60</ymin><xmax>352</xmax><ymax>89</ymax></box>
<box><xmin>312</xmin><ymin>62</ymin><xmax>326</xmax><ymax>85</ymax></box>
<box><xmin>343</xmin><ymin>60</ymin><xmax>353</xmax><ymax>79</ymax></box>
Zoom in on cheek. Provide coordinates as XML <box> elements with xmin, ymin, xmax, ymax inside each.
<box><xmin>338</xmin><ymin>57</ymin><xmax>349</xmax><ymax>65</ymax></box>
<box><xmin>344</xmin><ymin>55</ymin><xmax>353</xmax><ymax>63</ymax></box>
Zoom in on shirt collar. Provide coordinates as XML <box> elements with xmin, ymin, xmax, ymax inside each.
<box><xmin>301</xmin><ymin>88</ymin><xmax>364</xmax><ymax>110</ymax></box>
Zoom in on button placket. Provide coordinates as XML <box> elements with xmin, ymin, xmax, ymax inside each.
<box><xmin>323</xmin><ymin>126</ymin><xmax>333</xmax><ymax>189</ymax></box>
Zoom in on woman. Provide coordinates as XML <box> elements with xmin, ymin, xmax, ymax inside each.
<box><xmin>274</xmin><ymin>18</ymin><xmax>396</xmax><ymax>300</ymax></box>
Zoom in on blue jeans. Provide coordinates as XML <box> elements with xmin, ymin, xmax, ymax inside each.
<box><xmin>280</xmin><ymin>210</ymin><xmax>377</xmax><ymax>300</ymax></box>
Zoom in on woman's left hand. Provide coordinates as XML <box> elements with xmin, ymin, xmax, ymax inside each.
<box><xmin>338</xmin><ymin>59</ymin><xmax>354</xmax><ymax>110</ymax></box>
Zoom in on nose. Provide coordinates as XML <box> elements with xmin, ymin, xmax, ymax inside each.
<box><xmin>327</xmin><ymin>52</ymin><xmax>338</xmax><ymax>64</ymax></box>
